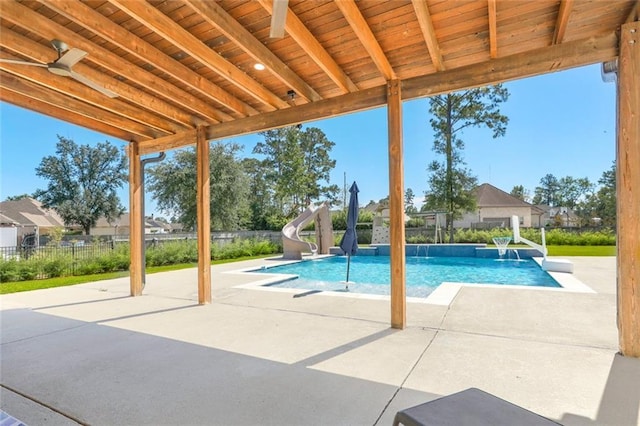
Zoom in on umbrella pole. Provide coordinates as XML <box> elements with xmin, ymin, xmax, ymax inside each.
<box><xmin>345</xmin><ymin>254</ymin><xmax>351</xmax><ymax>289</ymax></box>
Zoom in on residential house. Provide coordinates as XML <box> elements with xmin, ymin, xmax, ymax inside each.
<box><xmin>91</xmin><ymin>213</ymin><xmax>173</xmax><ymax>236</ymax></box>
<box><xmin>0</xmin><ymin>198</ymin><xmax>75</xmax><ymax>246</ymax></box>
<box><xmin>454</xmin><ymin>183</ymin><xmax>545</xmax><ymax>229</ymax></box>
<box><xmin>91</xmin><ymin>213</ymin><xmax>131</xmax><ymax>237</ymax></box>
<box><xmin>536</xmin><ymin>205</ymin><xmax>581</xmax><ymax>228</ymax></box>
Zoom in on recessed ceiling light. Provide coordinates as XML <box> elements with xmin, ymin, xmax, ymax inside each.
<box><xmin>254</xmin><ymin>63</ymin><xmax>265</xmax><ymax>71</ymax></box>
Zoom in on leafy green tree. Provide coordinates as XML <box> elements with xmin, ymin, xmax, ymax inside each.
<box><xmin>583</xmin><ymin>161</ymin><xmax>616</xmax><ymax>226</ymax></box>
<box><xmin>557</xmin><ymin>176</ymin><xmax>594</xmax><ymax>209</ymax></box>
<box><xmin>34</xmin><ymin>136</ymin><xmax>127</xmax><ymax>235</ymax></box>
<box><xmin>253</xmin><ymin>126</ymin><xmax>339</xmax><ymax>218</ymax></box>
<box><xmin>532</xmin><ymin>174</ymin><xmax>560</xmax><ymax>206</ymax></box>
<box><xmin>510</xmin><ymin>185</ymin><xmax>529</xmax><ymax>202</ymax></box>
<box><xmin>147</xmin><ymin>142</ymin><xmax>250</xmax><ymax>231</ymax></box>
<box><xmin>4</xmin><ymin>194</ymin><xmax>32</xmax><ymax>201</ymax></box>
<box><xmin>404</xmin><ymin>188</ymin><xmax>418</xmax><ymax>214</ymax></box>
<box><xmin>423</xmin><ymin>85</ymin><xmax>509</xmax><ymax>242</ymax></box>
<box><xmin>424</xmin><ymin>164</ymin><xmax>478</xmax><ymax>239</ymax></box>
<box><xmin>242</xmin><ymin>157</ymin><xmax>280</xmax><ymax>230</ymax></box>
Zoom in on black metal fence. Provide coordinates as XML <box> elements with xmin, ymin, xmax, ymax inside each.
<box><xmin>0</xmin><ymin>234</ymin><xmax>278</xmax><ymax>282</ymax></box>
<box><xmin>0</xmin><ymin>242</ymin><xmax>126</xmax><ymax>281</ymax></box>
<box><xmin>1</xmin><ymin>242</ymin><xmax>117</xmax><ymax>260</ymax></box>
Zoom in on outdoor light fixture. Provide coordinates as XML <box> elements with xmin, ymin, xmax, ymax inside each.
<box><xmin>601</xmin><ymin>59</ymin><xmax>618</xmax><ymax>83</ymax></box>
<box><xmin>254</xmin><ymin>63</ymin><xmax>265</xmax><ymax>71</ymax></box>
<box><xmin>286</xmin><ymin>89</ymin><xmax>297</xmax><ymax>106</ymax></box>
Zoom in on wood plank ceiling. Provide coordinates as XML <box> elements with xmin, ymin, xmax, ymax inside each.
<box><xmin>1</xmin><ymin>0</ymin><xmax>637</xmax><ymax>151</ymax></box>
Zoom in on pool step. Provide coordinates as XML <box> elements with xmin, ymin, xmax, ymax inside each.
<box><xmin>330</xmin><ymin>246</ymin><xmax>379</xmax><ymax>256</ymax></box>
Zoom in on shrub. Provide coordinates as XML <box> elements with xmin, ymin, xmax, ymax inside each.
<box><xmin>450</xmin><ymin>227</ymin><xmax>615</xmax><ymax>246</ymax></box>
<box><xmin>406</xmin><ymin>218</ymin><xmax>425</xmax><ymax>228</ymax></box>
<box><xmin>17</xmin><ymin>260</ymin><xmax>39</xmax><ymax>280</ymax></box>
<box><xmin>332</xmin><ymin>210</ymin><xmax>374</xmax><ymax>231</ymax></box>
<box><xmin>211</xmin><ymin>238</ymin><xmax>279</xmax><ymax>260</ymax></box>
<box><xmin>146</xmin><ymin>240</ymin><xmax>198</xmax><ymax>266</ymax></box>
<box><xmin>42</xmin><ymin>256</ymin><xmax>71</xmax><ymax>278</ymax></box>
<box><xmin>75</xmin><ymin>260</ymin><xmax>103</xmax><ymax>275</ymax></box>
<box><xmin>0</xmin><ymin>259</ymin><xmax>20</xmax><ymax>283</ymax></box>
<box><xmin>406</xmin><ymin>235</ymin><xmax>428</xmax><ymax>244</ymax></box>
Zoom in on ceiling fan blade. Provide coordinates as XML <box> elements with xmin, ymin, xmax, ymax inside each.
<box><xmin>56</xmin><ymin>48</ymin><xmax>87</xmax><ymax>67</ymax></box>
<box><xmin>69</xmin><ymin>71</ymin><xmax>118</xmax><ymax>98</ymax></box>
<box><xmin>270</xmin><ymin>0</ymin><xmax>288</xmax><ymax>38</ymax></box>
<box><xmin>0</xmin><ymin>58</ymin><xmax>47</xmax><ymax>67</ymax></box>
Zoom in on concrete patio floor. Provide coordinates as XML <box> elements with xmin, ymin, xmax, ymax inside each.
<box><xmin>1</xmin><ymin>256</ymin><xmax>639</xmax><ymax>425</ymax></box>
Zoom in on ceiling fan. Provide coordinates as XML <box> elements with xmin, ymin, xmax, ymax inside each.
<box><xmin>0</xmin><ymin>39</ymin><xmax>118</xmax><ymax>98</ymax></box>
<box><xmin>270</xmin><ymin>0</ymin><xmax>288</xmax><ymax>38</ymax></box>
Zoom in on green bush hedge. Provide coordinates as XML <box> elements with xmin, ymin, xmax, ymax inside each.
<box><xmin>404</xmin><ymin>228</ymin><xmax>615</xmax><ymax>245</ymax></box>
<box><xmin>0</xmin><ymin>259</ymin><xmax>38</xmax><ymax>282</ymax></box>
<box><xmin>0</xmin><ymin>238</ymin><xmax>281</xmax><ymax>283</ymax></box>
<box><xmin>452</xmin><ymin>228</ymin><xmax>615</xmax><ymax>245</ymax></box>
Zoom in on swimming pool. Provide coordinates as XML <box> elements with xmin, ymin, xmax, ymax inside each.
<box><xmin>253</xmin><ymin>256</ymin><xmax>561</xmax><ymax>298</ymax></box>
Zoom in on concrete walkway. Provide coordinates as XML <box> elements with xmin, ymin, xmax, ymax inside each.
<box><xmin>1</xmin><ymin>256</ymin><xmax>639</xmax><ymax>425</ymax></box>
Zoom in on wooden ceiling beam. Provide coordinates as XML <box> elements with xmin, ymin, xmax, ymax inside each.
<box><xmin>219</xmin><ymin>31</ymin><xmax>618</xmax><ymax>140</ymax></box>
<box><xmin>334</xmin><ymin>0</ymin><xmax>397</xmax><ymax>80</ymax></box>
<box><xmin>411</xmin><ymin>0</ymin><xmax>446</xmax><ymax>70</ymax></box>
<box><xmin>135</xmin><ymin>30</ymin><xmax>618</xmax><ymax>154</ymax></box>
<box><xmin>138</xmin><ymin>130</ymin><xmax>199</xmax><ymax>156</ymax></box>
<box><xmin>40</xmin><ymin>0</ymin><xmax>254</xmax><ymax>118</ymax></box>
<box><xmin>0</xmin><ymin>55</ymin><xmax>176</xmax><ymax>135</ymax></box>
<box><xmin>1</xmin><ymin>0</ymin><xmax>224</xmax><ymax>124</ymax></box>
<box><xmin>257</xmin><ymin>0</ymin><xmax>358</xmax><ymax>94</ymax></box>
<box><xmin>405</xmin><ymin>30</ymin><xmax>618</xmax><ymax>97</ymax></box>
<box><xmin>0</xmin><ymin>89</ymin><xmax>139</xmax><ymax>142</ymax></box>
<box><xmin>487</xmin><ymin>0</ymin><xmax>498</xmax><ymax>58</ymax></box>
<box><xmin>184</xmin><ymin>0</ymin><xmax>321</xmax><ymax>103</ymax></box>
<box><xmin>1</xmin><ymin>27</ymin><xmax>194</xmax><ymax>130</ymax></box>
<box><xmin>0</xmin><ymin>71</ymin><xmax>157</xmax><ymax>139</ymax></box>
<box><xmin>553</xmin><ymin>0</ymin><xmax>575</xmax><ymax>45</ymax></box>
<box><xmin>626</xmin><ymin>0</ymin><xmax>640</xmax><ymax>23</ymax></box>
<box><xmin>110</xmin><ymin>0</ymin><xmax>288</xmax><ymax>110</ymax></box>
<box><xmin>147</xmin><ymin>85</ymin><xmax>386</xmax><ymax>155</ymax></box>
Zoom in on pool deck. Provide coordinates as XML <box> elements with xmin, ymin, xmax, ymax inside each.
<box><xmin>1</xmin><ymin>256</ymin><xmax>639</xmax><ymax>425</ymax></box>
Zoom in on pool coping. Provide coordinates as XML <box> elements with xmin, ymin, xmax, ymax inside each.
<box><xmin>225</xmin><ymin>255</ymin><xmax>596</xmax><ymax>307</ymax></box>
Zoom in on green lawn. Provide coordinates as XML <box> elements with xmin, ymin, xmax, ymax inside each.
<box><xmin>546</xmin><ymin>245</ymin><xmax>616</xmax><ymax>256</ymax></box>
<box><xmin>0</xmin><ymin>254</ymin><xmax>277</xmax><ymax>294</ymax></box>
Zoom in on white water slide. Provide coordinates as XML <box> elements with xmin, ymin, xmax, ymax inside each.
<box><xmin>282</xmin><ymin>202</ymin><xmax>333</xmax><ymax>260</ymax></box>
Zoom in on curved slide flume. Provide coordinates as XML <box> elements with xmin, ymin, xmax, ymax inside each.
<box><xmin>282</xmin><ymin>202</ymin><xmax>332</xmax><ymax>260</ymax></box>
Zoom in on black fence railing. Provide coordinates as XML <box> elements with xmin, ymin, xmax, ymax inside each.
<box><xmin>0</xmin><ymin>242</ymin><xmax>126</xmax><ymax>281</ymax></box>
<box><xmin>1</xmin><ymin>242</ymin><xmax>117</xmax><ymax>259</ymax></box>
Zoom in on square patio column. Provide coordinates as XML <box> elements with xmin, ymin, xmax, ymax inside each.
<box><xmin>196</xmin><ymin>126</ymin><xmax>212</xmax><ymax>304</ymax></box>
<box><xmin>387</xmin><ymin>79</ymin><xmax>406</xmax><ymax>329</ymax></box>
<box><xmin>128</xmin><ymin>142</ymin><xmax>143</xmax><ymax>296</ymax></box>
<box><xmin>616</xmin><ymin>20</ymin><xmax>640</xmax><ymax>358</ymax></box>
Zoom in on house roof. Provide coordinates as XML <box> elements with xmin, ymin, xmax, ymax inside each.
<box><xmin>0</xmin><ymin>198</ymin><xmax>66</xmax><ymax>228</ymax></box>
<box><xmin>0</xmin><ymin>212</ymin><xmax>18</xmax><ymax>226</ymax></box>
<box><xmin>475</xmin><ymin>183</ymin><xmax>544</xmax><ymax>214</ymax></box>
<box><xmin>93</xmin><ymin>213</ymin><xmax>173</xmax><ymax>230</ymax></box>
<box><xmin>94</xmin><ymin>213</ymin><xmax>130</xmax><ymax>228</ymax></box>
<box><xmin>0</xmin><ymin>1</ymin><xmax>635</xmax><ymax>153</ymax></box>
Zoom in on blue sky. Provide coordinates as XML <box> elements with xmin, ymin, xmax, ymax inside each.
<box><xmin>1</xmin><ymin>63</ymin><xmax>616</xmax><ymax>216</ymax></box>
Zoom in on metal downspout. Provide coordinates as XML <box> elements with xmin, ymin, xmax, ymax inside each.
<box><xmin>140</xmin><ymin>152</ymin><xmax>166</xmax><ymax>287</ymax></box>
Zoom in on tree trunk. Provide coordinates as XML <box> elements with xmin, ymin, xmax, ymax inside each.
<box><xmin>446</xmin><ymin>95</ymin><xmax>455</xmax><ymax>243</ymax></box>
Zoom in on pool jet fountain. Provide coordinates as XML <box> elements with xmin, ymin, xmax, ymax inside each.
<box><xmin>492</xmin><ymin>236</ymin><xmax>512</xmax><ymax>259</ymax></box>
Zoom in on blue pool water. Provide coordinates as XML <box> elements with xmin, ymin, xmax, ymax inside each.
<box><xmin>254</xmin><ymin>256</ymin><xmax>561</xmax><ymax>298</ymax></box>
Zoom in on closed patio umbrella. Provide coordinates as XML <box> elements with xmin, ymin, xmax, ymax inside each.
<box><xmin>339</xmin><ymin>181</ymin><xmax>359</xmax><ymax>287</ymax></box>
